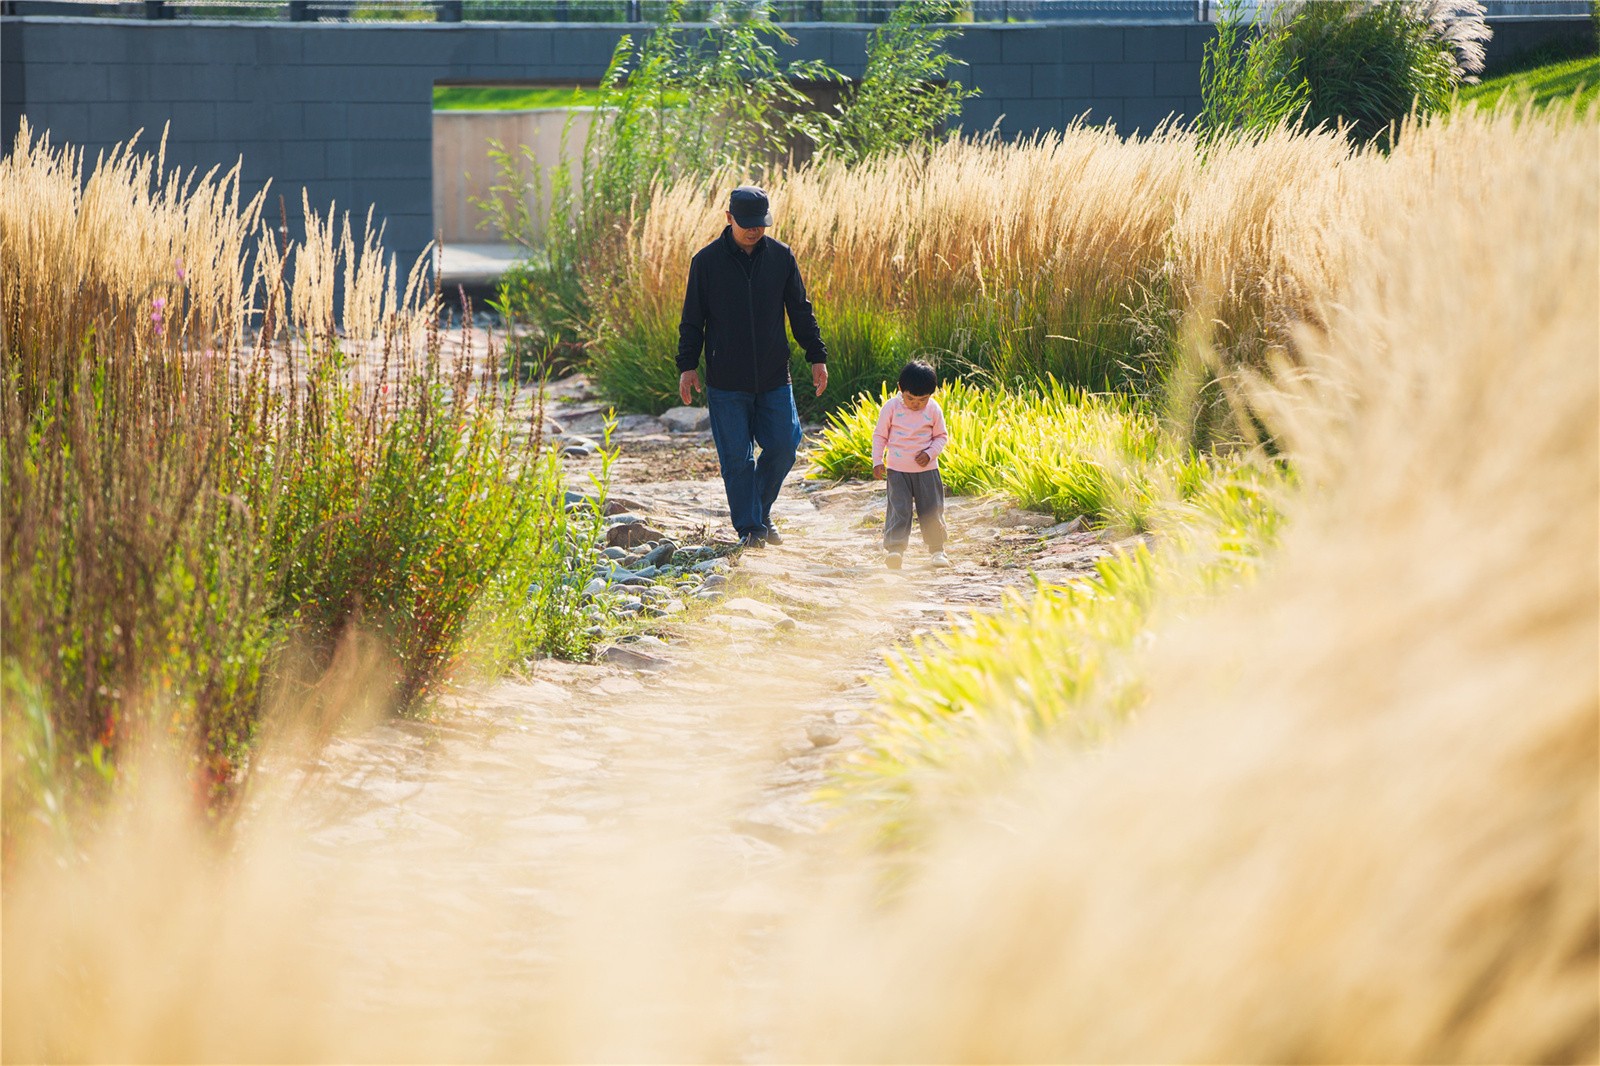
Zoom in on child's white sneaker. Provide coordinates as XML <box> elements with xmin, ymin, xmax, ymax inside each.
<box><xmin>928</xmin><ymin>551</ymin><xmax>952</xmax><ymax>568</ymax></box>
<box><xmin>885</xmin><ymin>552</ymin><xmax>903</xmax><ymax>570</ymax></box>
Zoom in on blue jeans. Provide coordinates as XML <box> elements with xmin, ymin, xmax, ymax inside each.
<box><xmin>706</xmin><ymin>384</ymin><xmax>803</xmax><ymax>537</ymax></box>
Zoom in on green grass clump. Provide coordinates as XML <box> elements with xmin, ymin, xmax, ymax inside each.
<box><xmin>1457</xmin><ymin>55</ymin><xmax>1600</xmax><ymax>112</ymax></box>
<box><xmin>824</xmin><ymin>462</ymin><xmax>1287</xmax><ymax>848</ymax></box>
<box><xmin>811</xmin><ymin>378</ymin><xmax>1210</xmax><ymax>533</ymax></box>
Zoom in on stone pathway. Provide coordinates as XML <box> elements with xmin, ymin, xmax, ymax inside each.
<box><xmin>270</xmin><ymin>373</ymin><xmax>1129</xmax><ymax>1045</ymax></box>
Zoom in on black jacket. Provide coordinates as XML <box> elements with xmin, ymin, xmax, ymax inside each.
<box><xmin>676</xmin><ymin>228</ymin><xmax>827</xmax><ymax>393</ymax></box>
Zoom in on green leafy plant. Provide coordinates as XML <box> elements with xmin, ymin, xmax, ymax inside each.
<box><xmin>1199</xmin><ymin>0</ymin><xmax>1311</xmax><ymax>141</ymax></box>
<box><xmin>811</xmin><ymin>0</ymin><xmax>977</xmax><ymax>165</ymax></box>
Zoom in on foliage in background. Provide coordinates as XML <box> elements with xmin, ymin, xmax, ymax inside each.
<box><xmin>810</xmin><ymin>0</ymin><xmax>976</xmax><ymax>165</ymax></box>
<box><xmin>812</xmin><ymin>379</ymin><xmax>1213</xmax><ymax>533</ymax></box>
<box><xmin>487</xmin><ymin>0</ymin><xmax>976</xmax><ymax>390</ymax></box>
<box><xmin>1198</xmin><ymin>0</ymin><xmax>1311</xmax><ymax>141</ymax></box>
<box><xmin>1200</xmin><ymin>0</ymin><xmax>1488</xmax><ymax>148</ymax></box>
<box><xmin>0</xmin><ymin>124</ymin><xmax>605</xmax><ymax>839</ymax></box>
<box><xmin>581</xmin><ymin>1</ymin><xmax>836</xmax><ymax>227</ymax></box>
<box><xmin>1282</xmin><ymin>1</ymin><xmax>1476</xmax><ymax>147</ymax></box>
<box><xmin>474</xmin><ymin>132</ymin><xmax>594</xmax><ymax>374</ymax></box>
<box><xmin>478</xmin><ymin>1</ymin><xmax>837</xmax><ymax>375</ymax></box>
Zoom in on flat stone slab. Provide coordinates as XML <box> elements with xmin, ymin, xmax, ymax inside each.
<box><xmin>661</xmin><ymin>406</ymin><xmax>711</xmax><ymax>432</ymax></box>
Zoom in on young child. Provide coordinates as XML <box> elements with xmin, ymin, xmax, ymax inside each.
<box><xmin>872</xmin><ymin>360</ymin><xmax>951</xmax><ymax>570</ymax></box>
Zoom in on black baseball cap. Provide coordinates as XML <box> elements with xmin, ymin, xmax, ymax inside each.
<box><xmin>729</xmin><ymin>185</ymin><xmax>773</xmax><ymax>228</ymax></box>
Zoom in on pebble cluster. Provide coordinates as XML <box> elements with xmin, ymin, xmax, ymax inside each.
<box><xmin>563</xmin><ymin>492</ymin><xmax>741</xmax><ymax>641</ymax></box>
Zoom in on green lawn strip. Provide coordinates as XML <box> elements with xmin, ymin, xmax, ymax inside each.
<box><xmin>434</xmin><ymin>85</ymin><xmax>603</xmax><ymax>111</ymax></box>
<box><xmin>1458</xmin><ymin>55</ymin><xmax>1600</xmax><ymax>112</ymax></box>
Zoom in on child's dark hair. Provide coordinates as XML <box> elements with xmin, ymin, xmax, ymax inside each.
<box><xmin>898</xmin><ymin>359</ymin><xmax>938</xmax><ymax>396</ymax></box>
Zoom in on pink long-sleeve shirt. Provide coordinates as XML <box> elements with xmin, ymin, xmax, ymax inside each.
<box><xmin>872</xmin><ymin>395</ymin><xmax>949</xmax><ymax>473</ymax></box>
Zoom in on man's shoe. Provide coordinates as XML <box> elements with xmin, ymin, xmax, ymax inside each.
<box><xmin>928</xmin><ymin>551</ymin><xmax>952</xmax><ymax>568</ymax></box>
<box><xmin>739</xmin><ymin>532</ymin><xmax>767</xmax><ymax>550</ymax></box>
<box><xmin>764</xmin><ymin>526</ymin><xmax>784</xmax><ymax>546</ymax></box>
<box><xmin>885</xmin><ymin>552</ymin><xmax>902</xmax><ymax>570</ymax></box>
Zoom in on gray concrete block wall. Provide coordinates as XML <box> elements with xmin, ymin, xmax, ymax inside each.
<box><xmin>948</xmin><ymin>23</ymin><xmax>1206</xmax><ymax>136</ymax></box>
<box><xmin>2</xmin><ymin>15</ymin><xmax>1589</xmax><ymax>274</ymax></box>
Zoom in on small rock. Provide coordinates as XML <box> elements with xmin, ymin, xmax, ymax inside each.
<box><xmin>691</xmin><ymin>558</ymin><xmax>729</xmax><ymax>574</ymax></box>
<box><xmin>639</xmin><ymin>539</ymin><xmax>678</xmax><ymax>567</ymax></box>
<box><xmin>580</xmin><ymin>578</ymin><xmax>607</xmax><ymax>597</ymax></box>
<box><xmin>599</xmin><ymin>645</ymin><xmax>672</xmax><ymax>671</ymax></box>
<box><xmin>717</xmin><ymin>615</ymin><xmax>773</xmax><ymax>632</ymax></box>
<box><xmin>601</xmin><ymin>546</ymin><xmax>631</xmax><ymax>561</ymax></box>
<box><xmin>806</xmin><ymin>722</ymin><xmax>842</xmax><ymax>747</ymax></box>
<box><xmin>721</xmin><ymin>597</ymin><xmax>796</xmax><ymax>630</ymax></box>
<box><xmin>702</xmin><ymin>573</ymin><xmax>728</xmax><ymax>590</ymax></box>
<box><xmin>613</xmin><ymin>413</ymin><xmax>667</xmax><ymax>435</ymax></box>
<box><xmin>660</xmin><ymin>406</ymin><xmax>711</xmax><ymax>433</ymax></box>
<box><xmin>1041</xmin><ymin>516</ymin><xmax>1090</xmax><ymax>536</ymax></box>
<box><xmin>601</xmin><ymin>565</ymin><xmax>649</xmax><ymax>586</ymax></box>
<box><xmin>630</xmin><ymin>565</ymin><xmax>660</xmax><ymax>580</ymax></box>
<box><xmin>606</xmin><ymin>522</ymin><xmax>664</xmax><ymax>548</ymax></box>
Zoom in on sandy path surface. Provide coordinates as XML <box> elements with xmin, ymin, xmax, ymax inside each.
<box><xmin>259</xmin><ymin>374</ymin><xmax>1123</xmax><ymax>1053</ymax></box>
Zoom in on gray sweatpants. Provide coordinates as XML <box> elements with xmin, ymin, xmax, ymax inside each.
<box><xmin>884</xmin><ymin>467</ymin><xmax>946</xmax><ymax>553</ymax></box>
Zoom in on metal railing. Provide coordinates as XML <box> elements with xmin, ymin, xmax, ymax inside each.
<box><xmin>0</xmin><ymin>0</ymin><xmax>1222</xmax><ymax>23</ymax></box>
<box><xmin>1</xmin><ymin>0</ymin><xmax>1590</xmax><ymax>21</ymax></box>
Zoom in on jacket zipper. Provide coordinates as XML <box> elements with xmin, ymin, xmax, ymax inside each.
<box><xmin>746</xmin><ymin>268</ymin><xmax>758</xmax><ymax>389</ymax></box>
<box><xmin>726</xmin><ymin>234</ymin><xmax>763</xmax><ymax>391</ymax></box>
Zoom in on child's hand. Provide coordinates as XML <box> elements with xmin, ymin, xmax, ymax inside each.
<box><xmin>914</xmin><ymin>449</ymin><xmax>930</xmax><ymax>468</ymax></box>
<box><xmin>872</xmin><ymin>464</ymin><xmax>886</xmax><ymax>480</ymax></box>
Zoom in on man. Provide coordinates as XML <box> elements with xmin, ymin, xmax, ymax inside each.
<box><xmin>677</xmin><ymin>185</ymin><xmax>828</xmax><ymax>549</ymax></box>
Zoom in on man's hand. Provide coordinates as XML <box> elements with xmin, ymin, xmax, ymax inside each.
<box><xmin>679</xmin><ymin>369</ymin><xmax>701</xmax><ymax>406</ymax></box>
<box><xmin>914</xmin><ymin>449</ymin><xmax>931</xmax><ymax>468</ymax></box>
<box><xmin>872</xmin><ymin>463</ymin><xmax>886</xmax><ymax>480</ymax></box>
<box><xmin>812</xmin><ymin>362</ymin><xmax>828</xmax><ymax>397</ymax></box>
